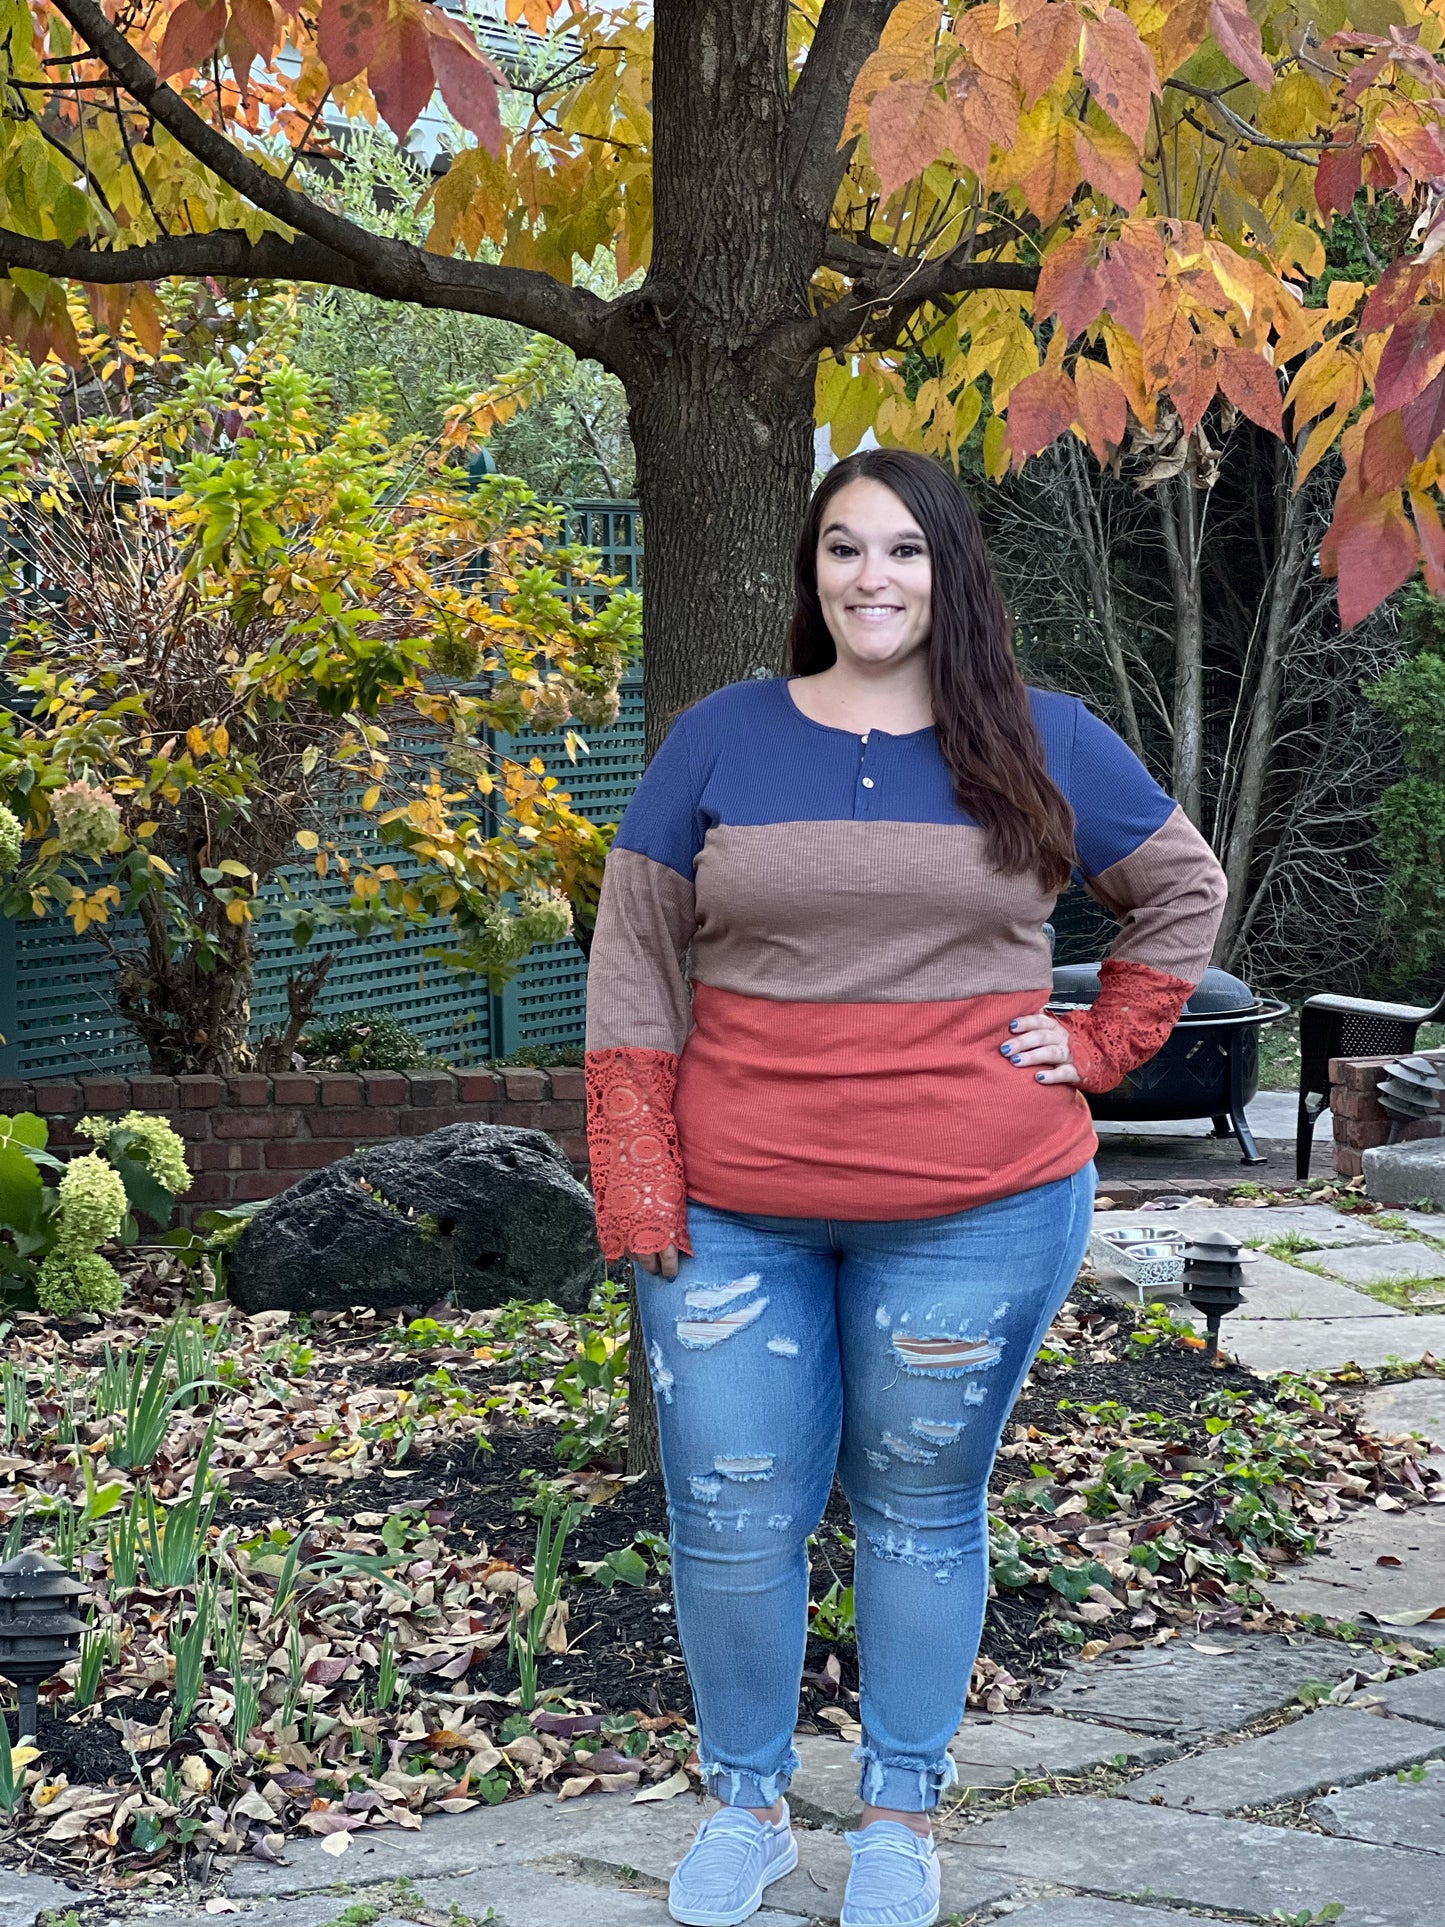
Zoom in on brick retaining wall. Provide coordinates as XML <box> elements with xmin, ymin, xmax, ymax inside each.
<box><xmin>1330</xmin><ymin>1051</ymin><xmax>1445</xmax><ymax>1178</ymax></box>
<box><xmin>0</xmin><ymin>1069</ymin><xmax>589</xmax><ymax>1217</ymax></box>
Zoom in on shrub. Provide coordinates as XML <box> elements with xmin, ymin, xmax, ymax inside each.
<box><xmin>300</xmin><ymin>1012</ymin><xmax>445</xmax><ymax>1073</ymax></box>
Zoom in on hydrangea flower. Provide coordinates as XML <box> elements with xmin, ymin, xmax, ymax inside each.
<box><xmin>37</xmin><ymin>1248</ymin><xmax>124</xmax><ymax>1315</ymax></box>
<box><xmin>55</xmin><ymin>1152</ymin><xmax>128</xmax><ymax>1254</ymax></box>
<box><xmin>79</xmin><ymin>1111</ymin><xmax>191</xmax><ymax>1198</ymax></box>
<box><xmin>50</xmin><ymin>780</ymin><xmax>122</xmax><ymax>859</ymax></box>
<box><xmin>0</xmin><ymin>801</ymin><xmax>22</xmax><ymax>875</ymax></box>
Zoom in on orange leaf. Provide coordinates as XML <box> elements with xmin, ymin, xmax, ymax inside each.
<box><xmin>1142</xmin><ymin>301</ymin><xmax>1195</xmax><ymax>393</ymax></box>
<box><xmin>869</xmin><ymin>81</ymin><xmax>952</xmax><ymax>196</ymax></box>
<box><xmin>1323</xmin><ymin>476</ymin><xmax>1419</xmax><ymax>629</ymax></box>
<box><xmin>1208</xmin><ymin>0</ymin><xmax>1273</xmax><ymax>91</ymax></box>
<box><xmin>129</xmin><ymin>285</ymin><xmax>164</xmax><ymax>358</ymax></box>
<box><xmin>1007</xmin><ymin>365</ymin><xmax>1079</xmax><ymax>464</ymax></box>
<box><xmin>317</xmin><ymin>0</ymin><xmax>387</xmax><ymax>87</ymax></box>
<box><xmin>1215</xmin><ymin>346</ymin><xmax>1282</xmax><ymax>435</ymax></box>
<box><xmin>369</xmin><ymin>5</ymin><xmax>435</xmax><ymax>139</ymax></box>
<box><xmin>224</xmin><ymin>0</ymin><xmax>277</xmax><ymax>70</ymax></box>
<box><xmin>1036</xmin><ymin>229</ymin><xmax>1109</xmax><ymax>337</ymax></box>
<box><xmin>1074</xmin><ymin>357</ymin><xmax>1128</xmax><ymax>462</ymax></box>
<box><xmin>946</xmin><ymin>63</ymin><xmax>1020</xmax><ymax>177</ymax></box>
<box><xmin>1360</xmin><ymin>409</ymin><xmax>1415</xmax><ymax>494</ymax></box>
<box><xmin>83</xmin><ymin>283</ymin><xmax>131</xmax><ymax>339</ymax></box>
<box><xmin>1361</xmin><ymin>261</ymin><xmax>1425</xmax><ymax>340</ymax></box>
<box><xmin>1410</xmin><ymin>490</ymin><xmax>1445</xmax><ymax>597</ymax></box>
<box><xmin>156</xmin><ymin>0</ymin><xmax>228</xmax><ymax>80</ymax></box>
<box><xmin>1074</xmin><ymin>118</ymin><xmax>1142</xmax><ymax>209</ymax></box>
<box><xmin>1080</xmin><ymin>6</ymin><xmax>1158</xmax><ymax>149</ymax></box>
<box><xmin>1099</xmin><ymin>223</ymin><xmax>1166</xmax><ymax>340</ymax></box>
<box><xmin>1011</xmin><ymin>106</ymin><xmax>1081</xmax><ymax>220</ymax></box>
<box><xmin>1017</xmin><ymin>1</ymin><xmax>1081</xmax><ymax>110</ymax></box>
<box><xmin>427</xmin><ymin>13</ymin><xmax>507</xmax><ymax>154</ymax></box>
<box><xmin>1160</xmin><ymin>0</ymin><xmax>1211</xmax><ymax>72</ymax></box>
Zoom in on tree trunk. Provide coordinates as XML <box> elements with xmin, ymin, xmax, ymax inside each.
<box><xmin>1062</xmin><ymin>439</ymin><xmax>1145</xmax><ymax>756</ymax></box>
<box><xmin>1158</xmin><ymin>474</ymin><xmax>1206</xmax><ymax>824</ymax></box>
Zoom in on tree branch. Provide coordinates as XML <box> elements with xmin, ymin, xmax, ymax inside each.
<box><xmin>774</xmin><ymin>245</ymin><xmax>1038</xmax><ymax>363</ymax></box>
<box><xmin>43</xmin><ymin>0</ymin><xmax>616</xmax><ymax>361</ymax></box>
<box><xmin>786</xmin><ymin>0</ymin><xmax>908</xmax><ymax>234</ymax></box>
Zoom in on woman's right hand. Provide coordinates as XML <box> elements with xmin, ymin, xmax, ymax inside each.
<box><xmin>632</xmin><ymin>1244</ymin><xmax>681</xmax><ymax>1280</ymax></box>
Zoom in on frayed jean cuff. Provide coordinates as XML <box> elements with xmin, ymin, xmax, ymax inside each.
<box><xmin>854</xmin><ymin>1743</ymin><xmax>958</xmax><ymax>1813</ymax></box>
<box><xmin>701</xmin><ymin>1748</ymin><xmax>799</xmax><ymax>1809</ymax></box>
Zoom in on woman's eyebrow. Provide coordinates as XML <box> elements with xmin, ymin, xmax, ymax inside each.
<box><xmin>820</xmin><ymin>519</ymin><xmax>928</xmax><ymax>542</ymax></box>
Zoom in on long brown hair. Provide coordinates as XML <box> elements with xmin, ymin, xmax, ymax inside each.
<box><xmin>785</xmin><ymin>448</ymin><xmax>1076</xmax><ymax>891</ymax></box>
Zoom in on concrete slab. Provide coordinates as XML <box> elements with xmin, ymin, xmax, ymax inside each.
<box><xmin>1370</xmin><ymin>1668</ymin><xmax>1445</xmax><ymax>1726</ymax></box>
<box><xmin>1034</xmin><ymin>1633</ymin><xmax>1362</xmax><ymax>1737</ymax></box>
<box><xmin>1119</xmin><ymin>1706</ymin><xmax>1442</xmax><ymax>1812</ymax></box>
<box><xmin>1315</xmin><ymin>1244</ymin><xmax>1445</xmax><ymax>1288</ymax></box>
<box><xmin>1228</xmin><ymin>1255</ymin><xmax>1396</xmax><ymax>1320</ymax></box>
<box><xmin>1359</xmin><ymin>1379</ymin><xmax>1445</xmax><ymax>1455</ymax></box>
<box><xmin>1262</xmin><ymin>1503</ymin><xmax>1445</xmax><ymax>1646</ymax></box>
<box><xmin>1310</xmin><ymin>1757</ymin><xmax>1445</xmax><ymax>1851</ymax></box>
<box><xmin>1152</xmin><ymin>1206</ymin><xmax>1400</xmax><ymax>1249</ymax></box>
<box><xmin>1224</xmin><ymin>1314</ymin><xmax>1445</xmax><ymax>1373</ymax></box>
<box><xmin>1402</xmin><ymin>1212</ymin><xmax>1445</xmax><ymax>1237</ymax></box>
<box><xmin>988</xmin><ymin>1906</ymin><xmax>1237</xmax><ymax>1927</ymax></box>
<box><xmin>0</xmin><ymin>1868</ymin><xmax>90</xmax><ymax>1927</ymax></box>
<box><xmin>1366</xmin><ymin>1141</ymin><xmax>1445</xmax><ymax>1209</ymax></box>
<box><xmin>789</xmin><ymin>1716</ymin><xmax>1175</xmax><ymax>1827</ymax></box>
<box><xmin>964</xmin><ymin>1794</ymin><xmax>1445</xmax><ymax>1926</ymax></box>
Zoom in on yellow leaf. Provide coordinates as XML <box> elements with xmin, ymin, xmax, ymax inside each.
<box><xmin>362</xmin><ymin>786</ymin><xmax>381</xmax><ymax>811</ymax></box>
<box><xmin>983</xmin><ymin>413</ymin><xmax>1010</xmax><ymax>480</ymax></box>
<box><xmin>186</xmin><ymin>725</ymin><xmax>207</xmax><ymax>758</ymax></box>
<box><xmin>212</xmin><ymin>723</ymin><xmax>230</xmax><ymax>757</ymax></box>
<box><xmin>225</xmin><ymin>899</ymin><xmax>249</xmax><ymax>925</ymax></box>
<box><xmin>136</xmin><ymin>821</ymin><xmax>159</xmax><ymax>838</ymax></box>
<box><xmin>296</xmin><ymin>830</ymin><xmax>320</xmax><ymax>851</ymax></box>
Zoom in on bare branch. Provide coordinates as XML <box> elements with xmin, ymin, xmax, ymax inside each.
<box><xmin>786</xmin><ymin>0</ymin><xmax>909</xmax><ymax>234</ymax></box>
<box><xmin>775</xmin><ymin>247</ymin><xmax>1038</xmax><ymax>362</ymax></box>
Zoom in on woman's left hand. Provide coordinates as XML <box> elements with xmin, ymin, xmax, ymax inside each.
<box><xmin>1001</xmin><ymin>1010</ymin><xmax>1081</xmax><ymax>1086</ymax></box>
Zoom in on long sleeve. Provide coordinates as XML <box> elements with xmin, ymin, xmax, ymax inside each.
<box><xmin>585</xmin><ymin>716</ymin><xmax>703</xmax><ymax>1261</ymax></box>
<box><xmin>1055</xmin><ymin>704</ymin><xmax>1228</xmax><ymax>1095</ymax></box>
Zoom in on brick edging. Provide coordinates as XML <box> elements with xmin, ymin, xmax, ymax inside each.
<box><xmin>1329</xmin><ymin>1051</ymin><xmax>1445</xmax><ymax>1178</ymax></box>
<box><xmin>0</xmin><ymin>1068</ymin><xmax>588</xmax><ymax>1218</ymax></box>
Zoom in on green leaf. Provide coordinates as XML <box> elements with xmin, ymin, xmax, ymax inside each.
<box><xmin>594</xmin><ymin>1546</ymin><xmax>648</xmax><ymax>1588</ymax></box>
<box><xmin>0</xmin><ymin>1143</ymin><xmax>44</xmax><ymax>1237</ymax></box>
<box><xmin>0</xmin><ymin>1113</ymin><xmax>47</xmax><ymax>1150</ymax></box>
<box><xmin>108</xmin><ymin>1143</ymin><xmax>176</xmax><ymax>1226</ymax></box>
<box><xmin>130</xmin><ymin>1810</ymin><xmax>166</xmax><ymax>1853</ymax></box>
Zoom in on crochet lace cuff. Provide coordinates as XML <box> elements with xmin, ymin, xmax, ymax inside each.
<box><xmin>585</xmin><ymin>1047</ymin><xmax>692</xmax><ymax>1263</ymax></box>
<box><xmin>1055</xmin><ymin>958</ymin><xmax>1196</xmax><ymax>1095</ymax></box>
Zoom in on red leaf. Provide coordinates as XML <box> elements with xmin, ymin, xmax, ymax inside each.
<box><xmin>156</xmin><ymin>0</ymin><xmax>228</xmax><ymax>80</ymax></box>
<box><xmin>317</xmin><ymin>0</ymin><xmax>388</xmax><ymax>87</ymax></box>
<box><xmin>1080</xmin><ymin>6</ymin><xmax>1157</xmax><ymax>148</ymax></box>
<box><xmin>1171</xmin><ymin>348</ymin><xmax>1216</xmax><ymax>436</ymax></box>
<box><xmin>1315</xmin><ymin>138</ymin><xmax>1363</xmax><ymax>216</ymax></box>
<box><xmin>427</xmin><ymin>15</ymin><xmax>507</xmax><ymax>154</ymax></box>
<box><xmin>1375</xmin><ymin>307</ymin><xmax>1445</xmax><ymax>416</ymax></box>
<box><xmin>1074</xmin><ymin>119</ymin><xmax>1142</xmax><ymax>209</ymax></box>
<box><xmin>1216</xmin><ymin>346</ymin><xmax>1283</xmax><ymax>435</ymax></box>
<box><xmin>1098</xmin><ymin>224</ymin><xmax>1165</xmax><ymax>340</ymax></box>
<box><xmin>1074</xmin><ymin>357</ymin><xmax>1128</xmax><ymax>461</ymax></box>
<box><xmin>1361</xmin><ymin>260</ymin><xmax>1426</xmax><ymax>339</ymax></box>
<box><xmin>369</xmin><ymin>6</ymin><xmax>436</xmax><ymax>139</ymax></box>
<box><xmin>1036</xmin><ymin>231</ymin><xmax>1109</xmax><ymax>337</ymax></box>
<box><xmin>1411</xmin><ymin>490</ymin><xmax>1445</xmax><ymax>597</ymax></box>
<box><xmin>1324</xmin><ymin>477</ymin><xmax>1419</xmax><ymax>629</ymax></box>
<box><xmin>1208</xmin><ymin>0</ymin><xmax>1273</xmax><ymax>91</ymax></box>
<box><xmin>870</xmin><ymin>81</ymin><xmax>952</xmax><ymax>196</ymax></box>
<box><xmin>1360</xmin><ymin>409</ymin><xmax>1415</xmax><ymax>493</ymax></box>
<box><xmin>225</xmin><ymin>0</ymin><xmax>277</xmax><ymax>70</ymax></box>
<box><xmin>1402</xmin><ymin>369</ymin><xmax>1445</xmax><ymax>462</ymax></box>
<box><xmin>1007</xmin><ymin>366</ymin><xmax>1079</xmax><ymax>465</ymax></box>
<box><xmin>1017</xmin><ymin>2</ymin><xmax>1081</xmax><ymax>111</ymax></box>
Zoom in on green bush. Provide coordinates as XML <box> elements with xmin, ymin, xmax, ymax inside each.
<box><xmin>0</xmin><ymin>1111</ymin><xmax>190</xmax><ymax>1316</ymax></box>
<box><xmin>300</xmin><ymin>1011</ymin><xmax>445</xmax><ymax>1073</ymax></box>
<box><xmin>1366</xmin><ymin>589</ymin><xmax>1445</xmax><ymax>982</ymax></box>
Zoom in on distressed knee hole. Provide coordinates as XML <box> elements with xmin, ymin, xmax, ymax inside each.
<box><xmin>690</xmin><ymin>1475</ymin><xmax>723</xmax><ymax>1502</ymax></box>
<box><xmin>881</xmin><ymin>1430</ymin><xmax>938</xmax><ymax>1465</ymax></box>
<box><xmin>891</xmin><ymin>1331</ymin><xmax>1003</xmax><ymax>1377</ymax></box>
<box><xmin>767</xmin><ymin>1335</ymin><xmax>800</xmax><ymax>1357</ymax></box>
<box><xmin>865</xmin><ymin>1529</ymin><xmax>969</xmax><ymax>1584</ymax></box>
<box><xmin>910</xmin><ymin>1417</ymin><xmax>965</xmax><ymax>1444</ymax></box>
<box><xmin>714</xmin><ymin>1454</ymin><xmax>774</xmax><ymax>1481</ymax></box>
<box><xmin>649</xmin><ymin>1341</ymin><xmax>675</xmax><ymax>1406</ymax></box>
<box><xmin>684</xmin><ymin>1273</ymin><xmax>762</xmax><ymax>1311</ymax></box>
<box><xmin>766</xmin><ymin>1512</ymin><xmax>793</xmax><ymax>1531</ymax></box>
<box><xmin>676</xmin><ymin>1285</ymin><xmax>769</xmax><ymax>1350</ymax></box>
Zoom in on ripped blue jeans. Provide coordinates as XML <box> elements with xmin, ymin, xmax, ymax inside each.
<box><xmin>637</xmin><ymin>1166</ymin><xmax>1095</xmax><ymax>1813</ymax></box>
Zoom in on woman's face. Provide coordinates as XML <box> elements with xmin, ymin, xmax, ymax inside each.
<box><xmin>814</xmin><ymin>477</ymin><xmax>933</xmax><ymax>671</ymax></box>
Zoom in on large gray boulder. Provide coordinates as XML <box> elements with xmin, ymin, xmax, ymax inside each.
<box><xmin>226</xmin><ymin>1123</ymin><xmax>604</xmax><ymax>1316</ymax></box>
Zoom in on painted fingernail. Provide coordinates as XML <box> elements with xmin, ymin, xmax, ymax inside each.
<box><xmin>1000</xmin><ymin>1043</ymin><xmax>1013</xmax><ymax>1055</ymax></box>
<box><xmin>1036</xmin><ymin>1071</ymin><xmax>1047</xmax><ymax>1082</ymax></box>
<box><xmin>1009</xmin><ymin>1020</ymin><xmax>1020</xmax><ymax>1032</ymax></box>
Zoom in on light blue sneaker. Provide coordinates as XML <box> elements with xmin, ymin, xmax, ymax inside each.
<box><xmin>668</xmin><ymin>1803</ymin><xmax>799</xmax><ymax>1926</ymax></box>
<box><xmin>841</xmin><ymin>1821</ymin><xmax>941</xmax><ymax>1927</ymax></box>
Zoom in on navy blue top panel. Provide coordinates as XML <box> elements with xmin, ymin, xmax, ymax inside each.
<box><xmin>614</xmin><ymin>678</ymin><xmax>1176</xmax><ymax>882</ymax></box>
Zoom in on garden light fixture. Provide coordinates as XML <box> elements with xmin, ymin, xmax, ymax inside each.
<box><xmin>0</xmin><ymin>1549</ymin><xmax>88</xmax><ymax>1742</ymax></box>
<box><xmin>1180</xmin><ymin>1231</ymin><xmax>1254</xmax><ymax>1363</ymax></box>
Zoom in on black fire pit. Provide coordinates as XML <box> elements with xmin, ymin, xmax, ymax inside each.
<box><xmin>1048</xmin><ymin>965</ymin><xmax>1289</xmax><ymax>1165</ymax></box>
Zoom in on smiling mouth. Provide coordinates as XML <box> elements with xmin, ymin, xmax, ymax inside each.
<box><xmin>849</xmin><ymin>605</ymin><xmax>903</xmax><ymax>617</ymax></box>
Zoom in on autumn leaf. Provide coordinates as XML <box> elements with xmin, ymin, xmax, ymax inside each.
<box><xmin>1080</xmin><ymin>6</ymin><xmax>1158</xmax><ymax>149</ymax></box>
<box><xmin>1160</xmin><ymin>0</ymin><xmax>1211</xmax><ymax>73</ymax></box>
<box><xmin>1171</xmin><ymin>348</ymin><xmax>1216</xmax><ymax>435</ymax></box>
<box><xmin>1036</xmin><ymin>228</ymin><xmax>1109</xmax><ymax>337</ymax></box>
<box><xmin>368</xmin><ymin>5</ymin><xmax>436</xmax><ymax>140</ymax></box>
<box><xmin>1315</xmin><ymin>136</ymin><xmax>1364</xmax><ymax>215</ymax></box>
<box><xmin>1322</xmin><ymin>474</ymin><xmax>1419</xmax><ymax>629</ymax></box>
<box><xmin>1208</xmin><ymin>0</ymin><xmax>1273</xmax><ymax>92</ymax></box>
<box><xmin>1007</xmin><ymin>100</ymin><xmax>1082</xmax><ymax>219</ymax></box>
<box><xmin>870</xmin><ymin>82</ymin><xmax>952</xmax><ymax>197</ymax></box>
<box><xmin>1374</xmin><ymin>308</ymin><xmax>1445</xmax><ymax>417</ymax></box>
<box><xmin>316</xmin><ymin>0</ymin><xmax>388</xmax><ymax>87</ymax></box>
<box><xmin>945</xmin><ymin>61</ymin><xmax>1021</xmax><ymax>178</ymax></box>
<box><xmin>1098</xmin><ymin>223</ymin><xmax>1166</xmax><ymax>340</ymax></box>
<box><xmin>1215</xmin><ymin>346</ymin><xmax>1283</xmax><ymax>435</ymax></box>
<box><xmin>1073</xmin><ymin>356</ymin><xmax>1129</xmax><ymax>461</ymax></box>
<box><xmin>1075</xmin><ymin>117</ymin><xmax>1142</xmax><ymax>209</ymax></box>
<box><xmin>1017</xmin><ymin>2</ymin><xmax>1081</xmax><ymax>110</ymax></box>
<box><xmin>1360</xmin><ymin>409</ymin><xmax>1415</xmax><ymax>494</ymax></box>
<box><xmin>1411</xmin><ymin>490</ymin><xmax>1445</xmax><ymax>597</ymax></box>
<box><xmin>427</xmin><ymin>14</ymin><xmax>508</xmax><ymax>154</ymax></box>
<box><xmin>1007</xmin><ymin>364</ymin><xmax>1079</xmax><ymax>464</ymax></box>
<box><xmin>156</xmin><ymin>0</ymin><xmax>229</xmax><ymax>80</ymax></box>
<box><xmin>1402</xmin><ymin>370</ymin><xmax>1445</xmax><ymax>462</ymax></box>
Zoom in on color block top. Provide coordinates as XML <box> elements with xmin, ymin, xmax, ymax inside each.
<box><xmin>584</xmin><ymin>677</ymin><xmax>1226</xmax><ymax>1259</ymax></box>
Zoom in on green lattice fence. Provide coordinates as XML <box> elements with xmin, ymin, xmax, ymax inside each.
<box><xmin>0</xmin><ymin>501</ymin><xmax>643</xmax><ymax>1077</ymax></box>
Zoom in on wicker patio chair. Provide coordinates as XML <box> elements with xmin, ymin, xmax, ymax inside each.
<box><xmin>1296</xmin><ymin>987</ymin><xmax>1445</xmax><ymax>1177</ymax></box>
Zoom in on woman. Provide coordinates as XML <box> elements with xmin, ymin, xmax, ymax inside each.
<box><xmin>584</xmin><ymin>449</ymin><xmax>1226</xmax><ymax>1927</ymax></box>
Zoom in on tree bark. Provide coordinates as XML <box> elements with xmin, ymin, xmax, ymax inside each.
<box><xmin>1158</xmin><ymin>474</ymin><xmax>1206</xmax><ymax>824</ymax></box>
